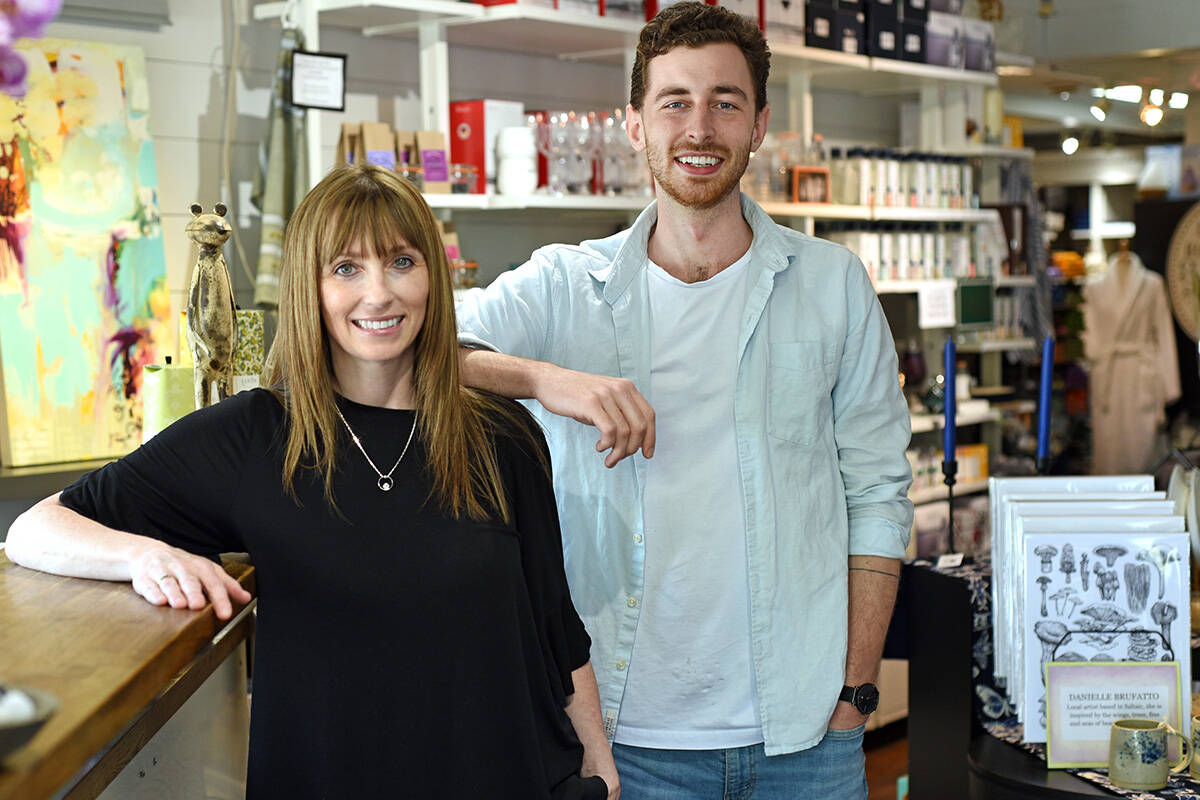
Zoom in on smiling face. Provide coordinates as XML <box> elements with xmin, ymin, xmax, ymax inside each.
<box><xmin>319</xmin><ymin>236</ymin><xmax>429</xmax><ymax>387</ymax></box>
<box><xmin>627</xmin><ymin>42</ymin><xmax>768</xmax><ymax>211</ymax></box>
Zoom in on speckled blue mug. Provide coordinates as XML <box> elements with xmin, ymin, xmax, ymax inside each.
<box><xmin>1108</xmin><ymin>718</ymin><xmax>1190</xmax><ymax>791</ymax></box>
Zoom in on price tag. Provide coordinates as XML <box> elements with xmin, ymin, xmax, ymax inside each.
<box><xmin>936</xmin><ymin>552</ymin><xmax>964</xmax><ymax>568</ymax></box>
<box><xmin>291</xmin><ymin>50</ymin><xmax>346</xmax><ymax>111</ymax></box>
<box><xmin>918</xmin><ymin>279</ymin><xmax>957</xmax><ymax>329</ymax></box>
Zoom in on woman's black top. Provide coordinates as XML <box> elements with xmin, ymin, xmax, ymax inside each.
<box><xmin>60</xmin><ymin>389</ymin><xmax>599</xmax><ymax>799</ymax></box>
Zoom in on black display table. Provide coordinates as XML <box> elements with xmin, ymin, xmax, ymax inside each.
<box><xmin>967</xmin><ymin>734</ymin><xmax>1116</xmax><ymax>799</ymax></box>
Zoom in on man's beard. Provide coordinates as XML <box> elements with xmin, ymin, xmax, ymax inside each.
<box><xmin>643</xmin><ymin>136</ymin><xmax>751</xmax><ymax>210</ymax></box>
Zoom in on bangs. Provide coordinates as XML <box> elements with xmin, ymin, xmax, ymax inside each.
<box><xmin>314</xmin><ymin>177</ymin><xmax>432</xmax><ymax>266</ymax></box>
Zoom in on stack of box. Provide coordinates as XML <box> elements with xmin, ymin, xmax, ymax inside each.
<box><xmin>803</xmin><ymin>0</ymin><xmax>992</xmax><ymax>72</ymax></box>
<box><xmin>925</xmin><ymin>0</ymin><xmax>994</xmax><ymax>71</ymax></box>
<box><xmin>860</xmin><ymin>0</ymin><xmax>928</xmax><ymax>62</ymax></box>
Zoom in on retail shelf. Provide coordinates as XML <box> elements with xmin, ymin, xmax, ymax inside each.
<box><xmin>1070</xmin><ymin>221</ymin><xmax>1135</xmax><ymax>240</ymax></box>
<box><xmin>910</xmin><ymin>408</ymin><xmax>1001</xmax><ymax>432</ymax></box>
<box><xmin>956</xmin><ymin>338</ymin><xmax>1037</xmax><ymax>353</ymax></box>
<box><xmin>937</xmin><ymin>145</ymin><xmax>1035</xmax><ymax>160</ymax></box>
<box><xmin>760</xmin><ymin>202</ymin><xmax>871</xmax><ymax>220</ymax></box>
<box><xmin>873</xmin><ymin>207</ymin><xmax>997</xmax><ymax>223</ymax></box>
<box><xmin>423</xmin><ymin>193</ymin><xmax>651</xmax><ymax>212</ymax></box>
<box><xmin>994</xmin><ymin>274</ymin><xmax>1037</xmax><ymax>288</ymax></box>
<box><xmin>910</xmin><ymin>479</ymin><xmax>989</xmax><ymax>505</ymax></box>
<box><xmin>442</xmin><ymin>6</ymin><xmax>641</xmax><ymax>61</ymax></box>
<box><xmin>253</xmin><ymin>0</ymin><xmax>482</xmax><ymax>31</ymax></box>
<box><xmin>874</xmin><ymin>279</ymin><xmax>929</xmax><ymax>294</ymax></box>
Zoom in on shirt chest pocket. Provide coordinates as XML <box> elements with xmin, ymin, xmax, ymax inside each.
<box><xmin>767</xmin><ymin>341</ymin><xmax>837</xmax><ymax>447</ymax></box>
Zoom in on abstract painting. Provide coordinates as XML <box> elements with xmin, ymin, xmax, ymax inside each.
<box><xmin>0</xmin><ymin>39</ymin><xmax>168</xmax><ymax>466</ymax></box>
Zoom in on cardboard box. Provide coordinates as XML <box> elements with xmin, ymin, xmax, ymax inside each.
<box><xmin>900</xmin><ymin>18</ymin><xmax>925</xmax><ymax>62</ymax></box>
<box><xmin>763</xmin><ymin>0</ymin><xmax>805</xmax><ymax>42</ymax></box>
<box><xmin>805</xmin><ymin>3</ymin><xmax>836</xmax><ymax>48</ymax></box>
<box><xmin>415</xmin><ymin>130</ymin><xmax>450</xmax><ymax>193</ymax></box>
<box><xmin>962</xmin><ymin>16</ymin><xmax>995</xmax><ymax>72</ymax></box>
<box><xmin>645</xmin><ymin>0</ymin><xmax>713</xmax><ymax>19</ymax></box>
<box><xmin>927</xmin><ymin>0</ymin><xmax>960</xmax><ymax>12</ymax></box>
<box><xmin>450</xmin><ymin>99</ymin><xmax>526</xmax><ymax>195</ymax></box>
<box><xmin>901</xmin><ymin>0</ymin><xmax>927</xmax><ymax>20</ymax></box>
<box><xmin>867</xmin><ymin>4</ymin><xmax>899</xmax><ymax>58</ymax></box>
<box><xmin>601</xmin><ymin>0</ymin><xmax>644</xmax><ymax>19</ymax></box>
<box><xmin>925</xmin><ymin>11</ymin><xmax>964</xmax><ymax>68</ymax></box>
<box><xmin>716</xmin><ymin>0</ymin><xmax>762</xmax><ymax>30</ymax></box>
<box><xmin>834</xmin><ymin>8</ymin><xmax>865</xmax><ymax>54</ymax></box>
<box><xmin>358</xmin><ymin>121</ymin><xmax>397</xmax><ymax>169</ymax></box>
<box><xmin>335</xmin><ymin>123</ymin><xmax>360</xmax><ymax>166</ymax></box>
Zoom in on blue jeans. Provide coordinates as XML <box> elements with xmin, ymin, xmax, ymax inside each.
<box><xmin>612</xmin><ymin>725</ymin><xmax>868</xmax><ymax>800</ymax></box>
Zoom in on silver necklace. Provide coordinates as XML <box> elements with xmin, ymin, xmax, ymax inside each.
<box><xmin>335</xmin><ymin>405</ymin><xmax>416</xmax><ymax>492</ymax></box>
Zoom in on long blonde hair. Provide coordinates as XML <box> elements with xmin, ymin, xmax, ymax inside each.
<box><xmin>263</xmin><ymin>164</ymin><xmax>540</xmax><ymax>523</ymax></box>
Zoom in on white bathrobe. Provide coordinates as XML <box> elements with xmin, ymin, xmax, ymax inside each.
<box><xmin>1082</xmin><ymin>253</ymin><xmax>1181</xmax><ymax>474</ymax></box>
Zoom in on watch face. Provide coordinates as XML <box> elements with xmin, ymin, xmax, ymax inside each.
<box><xmin>855</xmin><ymin>683</ymin><xmax>880</xmax><ymax>714</ymax></box>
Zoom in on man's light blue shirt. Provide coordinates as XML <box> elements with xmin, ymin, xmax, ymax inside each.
<box><xmin>457</xmin><ymin>194</ymin><xmax>913</xmax><ymax>755</ymax></box>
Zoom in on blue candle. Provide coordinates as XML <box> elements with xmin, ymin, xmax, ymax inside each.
<box><xmin>943</xmin><ymin>338</ymin><xmax>956</xmax><ymax>462</ymax></box>
<box><xmin>1037</xmin><ymin>336</ymin><xmax>1054</xmax><ymax>462</ymax></box>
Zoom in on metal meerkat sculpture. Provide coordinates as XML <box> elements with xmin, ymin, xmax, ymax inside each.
<box><xmin>184</xmin><ymin>202</ymin><xmax>237</xmax><ymax>409</ymax></box>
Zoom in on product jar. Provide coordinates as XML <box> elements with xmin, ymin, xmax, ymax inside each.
<box><xmin>450</xmin><ymin>164</ymin><xmax>479</xmax><ymax>194</ymax></box>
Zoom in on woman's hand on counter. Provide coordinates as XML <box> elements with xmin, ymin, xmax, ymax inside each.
<box><xmin>129</xmin><ymin>543</ymin><xmax>251</xmax><ymax>620</ymax></box>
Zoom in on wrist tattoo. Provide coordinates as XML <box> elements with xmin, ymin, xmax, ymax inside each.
<box><xmin>849</xmin><ymin>566</ymin><xmax>899</xmax><ymax>579</ymax></box>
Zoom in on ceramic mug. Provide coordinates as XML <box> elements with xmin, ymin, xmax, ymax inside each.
<box><xmin>1109</xmin><ymin>718</ymin><xmax>1190</xmax><ymax>791</ymax></box>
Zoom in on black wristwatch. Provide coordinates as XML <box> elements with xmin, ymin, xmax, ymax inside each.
<box><xmin>839</xmin><ymin>683</ymin><xmax>879</xmax><ymax>715</ymax></box>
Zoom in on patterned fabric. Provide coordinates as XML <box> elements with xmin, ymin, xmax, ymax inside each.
<box><xmin>251</xmin><ymin>27</ymin><xmax>308</xmax><ymax>309</ymax></box>
<box><xmin>919</xmin><ymin>558</ymin><xmax>1200</xmax><ymax>799</ymax></box>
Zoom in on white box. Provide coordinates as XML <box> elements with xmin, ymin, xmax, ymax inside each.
<box><xmin>763</xmin><ymin>0</ymin><xmax>804</xmax><ymax>43</ymax></box>
<box><xmin>962</xmin><ymin>16</ymin><xmax>995</xmax><ymax>72</ymax></box>
<box><xmin>925</xmin><ymin>10</ymin><xmax>964</xmax><ymax>69</ymax></box>
<box><xmin>717</xmin><ymin>0</ymin><xmax>761</xmax><ymax>30</ymax></box>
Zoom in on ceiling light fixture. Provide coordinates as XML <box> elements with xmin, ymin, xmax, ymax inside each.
<box><xmin>1140</xmin><ymin>102</ymin><xmax>1164</xmax><ymax>127</ymax></box>
<box><xmin>1108</xmin><ymin>85</ymin><xmax>1143</xmax><ymax>104</ymax></box>
<box><xmin>1169</xmin><ymin>92</ymin><xmax>1189</xmax><ymax>110</ymax></box>
<box><xmin>1149</xmin><ymin>88</ymin><xmax>1165</xmax><ymax>107</ymax></box>
<box><xmin>1061</xmin><ymin>133</ymin><xmax>1080</xmax><ymax>155</ymax></box>
<box><xmin>1089</xmin><ymin>97</ymin><xmax>1111</xmax><ymax>122</ymax></box>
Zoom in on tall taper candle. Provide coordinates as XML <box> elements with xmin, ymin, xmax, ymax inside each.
<box><xmin>1037</xmin><ymin>335</ymin><xmax>1053</xmax><ymax>472</ymax></box>
<box><xmin>943</xmin><ymin>338</ymin><xmax>956</xmax><ymax>461</ymax></box>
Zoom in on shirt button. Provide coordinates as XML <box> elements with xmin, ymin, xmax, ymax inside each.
<box><xmin>616</xmin><ymin>660</ymin><xmax>627</xmax><ymax>670</ymax></box>
<box><xmin>627</xmin><ymin>596</ymin><xmax>638</xmax><ymax>608</ymax></box>
<box><xmin>634</xmin><ymin>533</ymin><xmax>643</xmax><ymax>543</ymax></box>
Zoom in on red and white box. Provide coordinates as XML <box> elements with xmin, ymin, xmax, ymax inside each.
<box><xmin>449</xmin><ymin>99</ymin><xmax>527</xmax><ymax>195</ymax></box>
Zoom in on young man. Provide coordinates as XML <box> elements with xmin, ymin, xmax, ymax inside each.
<box><xmin>457</xmin><ymin>4</ymin><xmax>913</xmax><ymax>797</ymax></box>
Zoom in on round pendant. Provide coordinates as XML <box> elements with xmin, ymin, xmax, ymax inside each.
<box><xmin>378</xmin><ymin>476</ymin><xmax>393</xmax><ymax>492</ymax></box>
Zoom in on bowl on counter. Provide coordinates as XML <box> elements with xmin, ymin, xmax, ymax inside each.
<box><xmin>0</xmin><ymin>684</ymin><xmax>58</xmax><ymax>762</ymax></box>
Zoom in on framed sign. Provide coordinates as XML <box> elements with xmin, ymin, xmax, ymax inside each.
<box><xmin>290</xmin><ymin>50</ymin><xmax>346</xmax><ymax>111</ymax></box>
<box><xmin>1045</xmin><ymin>661</ymin><xmax>1184</xmax><ymax>768</ymax></box>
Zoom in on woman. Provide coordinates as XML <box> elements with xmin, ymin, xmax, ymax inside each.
<box><xmin>6</xmin><ymin>164</ymin><xmax>618</xmax><ymax>799</ymax></box>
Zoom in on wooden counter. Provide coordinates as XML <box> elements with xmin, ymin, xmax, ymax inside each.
<box><xmin>0</xmin><ymin>552</ymin><xmax>255</xmax><ymax>800</ymax></box>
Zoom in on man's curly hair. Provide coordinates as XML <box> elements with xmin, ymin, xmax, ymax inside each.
<box><xmin>629</xmin><ymin>2</ymin><xmax>771</xmax><ymax>112</ymax></box>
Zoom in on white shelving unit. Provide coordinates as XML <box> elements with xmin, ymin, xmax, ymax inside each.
<box><xmin>910</xmin><ymin>408</ymin><xmax>1002</xmax><ymax>434</ymax></box>
<box><xmin>254</xmin><ymin>0</ymin><xmax>1000</xmax><ymax>209</ymax></box>
<box><xmin>957</xmin><ymin>337</ymin><xmax>1037</xmax><ymax>353</ymax></box>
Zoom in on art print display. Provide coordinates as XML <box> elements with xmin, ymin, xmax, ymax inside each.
<box><xmin>988</xmin><ymin>475</ymin><xmax>1155</xmax><ymax>691</ymax></box>
<box><xmin>1009</xmin><ymin>507</ymin><xmax>1182</xmax><ymax>726</ymax></box>
<box><xmin>1022</xmin><ymin>531</ymin><xmax>1190</xmax><ymax>743</ymax></box>
<box><xmin>0</xmin><ymin>39</ymin><xmax>168</xmax><ymax>466</ymax></box>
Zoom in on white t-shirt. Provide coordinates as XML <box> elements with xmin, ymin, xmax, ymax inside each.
<box><xmin>613</xmin><ymin>248</ymin><xmax>763</xmax><ymax>749</ymax></box>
